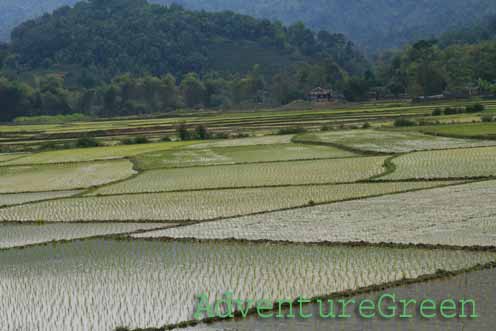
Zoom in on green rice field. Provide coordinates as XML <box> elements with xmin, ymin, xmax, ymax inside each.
<box><xmin>0</xmin><ymin>223</ymin><xmax>172</xmax><ymax>249</ymax></box>
<box><xmin>0</xmin><ymin>239</ymin><xmax>493</xmax><ymax>330</ymax></box>
<box><xmin>3</xmin><ymin>141</ymin><xmax>195</xmax><ymax>165</ymax></box>
<box><xmin>0</xmin><ymin>182</ymin><xmax>453</xmax><ymax>222</ymax></box>
<box><xmin>141</xmin><ymin>180</ymin><xmax>494</xmax><ymax>247</ymax></box>
<box><xmin>0</xmin><ymin>159</ymin><xmax>136</xmax><ymax>193</ymax></box>
<box><xmin>194</xmin><ymin>268</ymin><xmax>496</xmax><ymax>331</ymax></box>
<box><xmin>91</xmin><ymin>157</ymin><xmax>387</xmax><ymax>195</ymax></box>
<box><xmin>134</xmin><ymin>143</ymin><xmax>356</xmax><ymax>170</ymax></box>
<box><xmin>296</xmin><ymin>129</ymin><xmax>496</xmax><ymax>153</ymax></box>
<box><xmin>380</xmin><ymin>146</ymin><xmax>496</xmax><ymax>180</ymax></box>
<box><xmin>2</xmin><ymin>99</ymin><xmax>496</xmax><ymax>331</ymax></box>
<box><xmin>0</xmin><ymin>190</ymin><xmax>83</xmax><ymax>207</ymax></box>
<box><xmin>411</xmin><ymin>122</ymin><xmax>496</xmax><ymax>139</ymax></box>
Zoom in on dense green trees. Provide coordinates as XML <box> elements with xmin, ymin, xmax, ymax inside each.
<box><xmin>165</xmin><ymin>0</ymin><xmax>496</xmax><ymax>51</ymax></box>
<box><xmin>0</xmin><ymin>74</ymin><xmax>91</xmax><ymax>121</ymax></box>
<box><xmin>6</xmin><ymin>0</ymin><xmax>367</xmax><ymax>80</ymax></box>
<box><xmin>0</xmin><ymin>77</ymin><xmax>34</xmax><ymax>121</ymax></box>
<box><xmin>374</xmin><ymin>16</ymin><xmax>496</xmax><ymax>98</ymax></box>
<box><xmin>440</xmin><ymin>15</ymin><xmax>496</xmax><ymax>46</ymax></box>
<box><xmin>376</xmin><ymin>39</ymin><xmax>496</xmax><ymax>98</ymax></box>
<box><xmin>1</xmin><ymin>1</ymin><xmax>496</xmax><ymax>123</ymax></box>
<box><xmin>180</xmin><ymin>73</ymin><xmax>206</xmax><ymax>108</ymax></box>
<box><xmin>0</xmin><ymin>43</ymin><xmax>8</xmax><ymax>69</ymax></box>
<box><xmin>0</xmin><ymin>0</ymin><xmax>374</xmax><ymax>121</ymax></box>
<box><xmin>2</xmin><ymin>0</ymin><xmax>496</xmax><ymax>51</ymax></box>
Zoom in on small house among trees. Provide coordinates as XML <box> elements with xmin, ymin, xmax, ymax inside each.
<box><xmin>309</xmin><ymin>87</ymin><xmax>333</xmax><ymax>102</ymax></box>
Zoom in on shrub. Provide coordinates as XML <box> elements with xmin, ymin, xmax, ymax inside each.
<box><xmin>38</xmin><ymin>141</ymin><xmax>63</xmax><ymax>151</ymax></box>
<box><xmin>133</xmin><ymin>136</ymin><xmax>150</xmax><ymax>144</ymax></box>
<box><xmin>121</xmin><ymin>136</ymin><xmax>150</xmax><ymax>145</ymax></box>
<box><xmin>393</xmin><ymin>118</ymin><xmax>417</xmax><ymax>127</ymax></box>
<box><xmin>444</xmin><ymin>107</ymin><xmax>464</xmax><ymax>115</ymax></box>
<box><xmin>76</xmin><ymin>137</ymin><xmax>100</xmax><ymax>148</ymax></box>
<box><xmin>195</xmin><ymin>124</ymin><xmax>210</xmax><ymax>140</ymax></box>
<box><xmin>481</xmin><ymin>114</ymin><xmax>494</xmax><ymax>122</ymax></box>
<box><xmin>432</xmin><ymin>108</ymin><xmax>443</xmax><ymax>116</ymax></box>
<box><xmin>321</xmin><ymin>124</ymin><xmax>334</xmax><ymax>131</ymax></box>
<box><xmin>121</xmin><ymin>138</ymin><xmax>134</xmax><ymax>145</ymax></box>
<box><xmin>362</xmin><ymin>122</ymin><xmax>371</xmax><ymax>129</ymax></box>
<box><xmin>176</xmin><ymin>122</ymin><xmax>191</xmax><ymax>141</ymax></box>
<box><xmin>161</xmin><ymin>136</ymin><xmax>172</xmax><ymax>142</ymax></box>
<box><xmin>466</xmin><ymin>103</ymin><xmax>485</xmax><ymax>113</ymax></box>
<box><xmin>277</xmin><ymin>127</ymin><xmax>307</xmax><ymax>135</ymax></box>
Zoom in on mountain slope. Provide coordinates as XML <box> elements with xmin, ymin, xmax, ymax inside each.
<box><xmin>158</xmin><ymin>0</ymin><xmax>496</xmax><ymax>51</ymax></box>
<box><xmin>439</xmin><ymin>14</ymin><xmax>496</xmax><ymax>46</ymax></box>
<box><xmin>5</xmin><ymin>0</ymin><xmax>367</xmax><ymax>78</ymax></box>
<box><xmin>2</xmin><ymin>0</ymin><xmax>495</xmax><ymax>51</ymax></box>
<box><xmin>0</xmin><ymin>0</ymin><xmax>80</xmax><ymax>41</ymax></box>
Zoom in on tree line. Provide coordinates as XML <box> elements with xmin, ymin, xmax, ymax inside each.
<box><xmin>1</xmin><ymin>1</ymin><xmax>496</xmax><ymax>122</ymax></box>
<box><xmin>375</xmin><ymin>39</ymin><xmax>496</xmax><ymax>98</ymax></box>
<box><xmin>0</xmin><ymin>61</ymin><xmax>369</xmax><ymax>122</ymax></box>
<box><xmin>2</xmin><ymin>36</ymin><xmax>495</xmax><ymax>122</ymax></box>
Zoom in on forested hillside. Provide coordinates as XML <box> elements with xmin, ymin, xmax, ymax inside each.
<box><xmin>439</xmin><ymin>15</ymin><xmax>496</xmax><ymax>46</ymax></box>
<box><xmin>376</xmin><ymin>39</ymin><xmax>496</xmax><ymax>99</ymax></box>
<box><xmin>374</xmin><ymin>15</ymin><xmax>496</xmax><ymax>98</ymax></box>
<box><xmin>158</xmin><ymin>0</ymin><xmax>496</xmax><ymax>51</ymax></box>
<box><xmin>2</xmin><ymin>0</ymin><xmax>496</xmax><ymax>50</ymax></box>
<box><xmin>1</xmin><ymin>0</ymin><xmax>495</xmax><ymax>123</ymax></box>
<box><xmin>5</xmin><ymin>0</ymin><xmax>366</xmax><ymax>78</ymax></box>
<box><xmin>0</xmin><ymin>0</ymin><xmax>370</xmax><ymax>122</ymax></box>
<box><xmin>0</xmin><ymin>0</ymin><xmax>79</xmax><ymax>41</ymax></box>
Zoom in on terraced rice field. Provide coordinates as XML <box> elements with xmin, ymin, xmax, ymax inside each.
<box><xmin>296</xmin><ymin>129</ymin><xmax>496</xmax><ymax>153</ymax></box>
<box><xmin>0</xmin><ymin>223</ymin><xmax>172</xmax><ymax>249</ymax></box>
<box><xmin>380</xmin><ymin>146</ymin><xmax>496</xmax><ymax>180</ymax></box>
<box><xmin>0</xmin><ymin>191</ymin><xmax>83</xmax><ymax>207</ymax></box>
<box><xmin>0</xmin><ymin>182</ymin><xmax>454</xmax><ymax>222</ymax></box>
<box><xmin>414</xmin><ymin>122</ymin><xmax>496</xmax><ymax>139</ymax></box>
<box><xmin>142</xmin><ymin>181</ymin><xmax>496</xmax><ymax>247</ymax></box>
<box><xmin>3</xmin><ymin>141</ymin><xmax>194</xmax><ymax>165</ymax></box>
<box><xmin>187</xmin><ymin>135</ymin><xmax>294</xmax><ymax>149</ymax></box>
<box><xmin>0</xmin><ymin>160</ymin><xmax>136</xmax><ymax>193</ymax></box>
<box><xmin>0</xmin><ymin>153</ymin><xmax>28</xmax><ymax>163</ymax></box>
<box><xmin>133</xmin><ymin>143</ymin><xmax>356</xmax><ymax>170</ymax></box>
<box><xmin>91</xmin><ymin>157</ymin><xmax>387</xmax><ymax>195</ymax></box>
<box><xmin>0</xmin><ymin>239</ymin><xmax>494</xmax><ymax>331</ymax></box>
<box><xmin>193</xmin><ymin>268</ymin><xmax>496</xmax><ymax>331</ymax></box>
<box><xmin>2</xmin><ymin>102</ymin><xmax>496</xmax><ymax>331</ymax></box>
